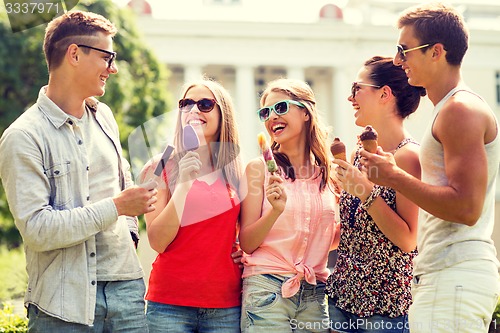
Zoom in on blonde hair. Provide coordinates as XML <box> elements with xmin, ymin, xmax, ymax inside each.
<box><xmin>168</xmin><ymin>77</ymin><xmax>242</xmax><ymax>192</ymax></box>
<box><xmin>260</xmin><ymin>78</ymin><xmax>330</xmax><ymax>191</ymax></box>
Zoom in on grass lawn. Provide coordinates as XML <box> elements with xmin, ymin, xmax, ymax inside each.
<box><xmin>0</xmin><ymin>246</ymin><xmax>27</xmax><ymax>304</ymax></box>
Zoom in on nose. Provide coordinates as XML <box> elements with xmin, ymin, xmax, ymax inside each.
<box><xmin>393</xmin><ymin>53</ymin><xmax>403</xmax><ymax>66</ymax></box>
<box><xmin>189</xmin><ymin>105</ymin><xmax>201</xmax><ymax>114</ymax></box>
<box><xmin>270</xmin><ymin>109</ymin><xmax>279</xmax><ymax>120</ymax></box>
<box><xmin>347</xmin><ymin>94</ymin><xmax>354</xmax><ymax>102</ymax></box>
<box><xmin>108</xmin><ymin>61</ymin><xmax>118</xmax><ymax>74</ymax></box>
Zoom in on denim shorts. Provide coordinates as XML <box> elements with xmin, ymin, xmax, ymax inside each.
<box><xmin>241</xmin><ymin>274</ymin><xmax>329</xmax><ymax>333</ymax></box>
<box><xmin>146</xmin><ymin>301</ymin><xmax>241</xmax><ymax>333</ymax></box>
<box><xmin>409</xmin><ymin>260</ymin><xmax>500</xmax><ymax>333</ymax></box>
<box><xmin>27</xmin><ymin>278</ymin><xmax>148</xmax><ymax>333</ymax></box>
<box><xmin>328</xmin><ymin>304</ymin><xmax>409</xmax><ymax>333</ymax></box>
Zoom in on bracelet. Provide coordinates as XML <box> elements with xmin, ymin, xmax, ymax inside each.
<box><xmin>361</xmin><ymin>186</ymin><xmax>381</xmax><ymax>210</ymax></box>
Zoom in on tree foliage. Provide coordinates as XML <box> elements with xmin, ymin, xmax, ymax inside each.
<box><xmin>0</xmin><ymin>0</ymin><xmax>171</xmax><ymax>247</ymax></box>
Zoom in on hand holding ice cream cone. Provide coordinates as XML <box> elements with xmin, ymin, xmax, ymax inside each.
<box><xmin>359</xmin><ymin>125</ymin><xmax>378</xmax><ymax>153</ymax></box>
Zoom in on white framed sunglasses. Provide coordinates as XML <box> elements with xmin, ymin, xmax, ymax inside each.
<box><xmin>257</xmin><ymin>99</ymin><xmax>306</xmax><ymax>122</ymax></box>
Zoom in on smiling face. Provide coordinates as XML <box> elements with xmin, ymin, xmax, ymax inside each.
<box><xmin>348</xmin><ymin>67</ymin><xmax>382</xmax><ymax>127</ymax></box>
<box><xmin>180</xmin><ymin>85</ymin><xmax>221</xmax><ymax>144</ymax></box>
<box><xmin>77</xmin><ymin>32</ymin><xmax>118</xmax><ymax>97</ymax></box>
<box><xmin>261</xmin><ymin>91</ymin><xmax>309</xmax><ymax>145</ymax></box>
<box><xmin>394</xmin><ymin>25</ymin><xmax>432</xmax><ymax>88</ymax></box>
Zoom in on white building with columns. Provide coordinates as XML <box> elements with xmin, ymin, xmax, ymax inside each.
<box><xmin>125</xmin><ymin>0</ymin><xmax>500</xmax><ymax>277</ymax></box>
<box><xmin>127</xmin><ymin>0</ymin><xmax>500</xmax><ymax>163</ymax></box>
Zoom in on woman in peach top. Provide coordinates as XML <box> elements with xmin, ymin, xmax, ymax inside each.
<box><xmin>239</xmin><ymin>78</ymin><xmax>339</xmax><ymax>332</ymax></box>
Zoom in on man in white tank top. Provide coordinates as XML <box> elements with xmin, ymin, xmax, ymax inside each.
<box><xmin>359</xmin><ymin>3</ymin><xmax>500</xmax><ymax>333</ymax></box>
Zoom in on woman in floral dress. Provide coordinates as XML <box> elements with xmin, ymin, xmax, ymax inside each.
<box><xmin>326</xmin><ymin>56</ymin><xmax>426</xmax><ymax>333</ymax></box>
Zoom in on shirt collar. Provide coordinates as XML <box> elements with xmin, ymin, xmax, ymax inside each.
<box><xmin>37</xmin><ymin>86</ymin><xmax>99</xmax><ymax>129</ymax></box>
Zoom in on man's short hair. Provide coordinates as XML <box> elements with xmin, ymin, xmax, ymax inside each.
<box><xmin>43</xmin><ymin>11</ymin><xmax>117</xmax><ymax>71</ymax></box>
<box><xmin>398</xmin><ymin>2</ymin><xmax>468</xmax><ymax>66</ymax></box>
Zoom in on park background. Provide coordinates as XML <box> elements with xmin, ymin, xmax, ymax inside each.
<box><xmin>0</xmin><ymin>0</ymin><xmax>500</xmax><ymax>328</ymax></box>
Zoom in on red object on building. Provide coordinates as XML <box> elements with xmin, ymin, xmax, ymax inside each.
<box><xmin>319</xmin><ymin>3</ymin><xmax>343</xmax><ymax>20</ymax></box>
<box><xmin>127</xmin><ymin>0</ymin><xmax>152</xmax><ymax>16</ymax></box>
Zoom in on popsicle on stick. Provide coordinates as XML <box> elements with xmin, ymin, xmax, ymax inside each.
<box><xmin>359</xmin><ymin>125</ymin><xmax>378</xmax><ymax>153</ymax></box>
<box><xmin>330</xmin><ymin>137</ymin><xmax>347</xmax><ymax>162</ymax></box>
<box><xmin>153</xmin><ymin>144</ymin><xmax>175</xmax><ymax>177</ymax></box>
<box><xmin>183</xmin><ymin>124</ymin><xmax>200</xmax><ymax>151</ymax></box>
<box><xmin>257</xmin><ymin>132</ymin><xmax>278</xmax><ymax>173</ymax></box>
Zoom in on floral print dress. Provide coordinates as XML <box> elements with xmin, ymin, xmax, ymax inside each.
<box><xmin>325</xmin><ymin>138</ymin><xmax>418</xmax><ymax>318</ymax></box>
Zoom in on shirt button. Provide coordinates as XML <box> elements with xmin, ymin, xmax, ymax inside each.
<box><xmin>90</xmin><ymin>252</ymin><xmax>95</xmax><ymax>257</ymax></box>
<box><xmin>91</xmin><ymin>280</ymin><xmax>96</xmax><ymax>285</ymax></box>
<box><xmin>86</xmin><ymin>166</ymin><xmax>90</xmax><ymax>171</ymax></box>
<box><xmin>78</xmin><ymin>140</ymin><xmax>83</xmax><ymax>145</ymax></box>
<box><xmin>87</xmin><ymin>196</ymin><xmax>90</xmax><ymax>201</ymax></box>
<box><xmin>68</xmin><ymin>120</ymin><xmax>73</xmax><ymax>125</ymax></box>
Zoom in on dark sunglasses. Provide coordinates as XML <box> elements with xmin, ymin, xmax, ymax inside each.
<box><xmin>351</xmin><ymin>82</ymin><xmax>381</xmax><ymax>99</ymax></box>
<box><xmin>178</xmin><ymin>98</ymin><xmax>217</xmax><ymax>113</ymax></box>
<box><xmin>257</xmin><ymin>99</ymin><xmax>306</xmax><ymax>122</ymax></box>
<box><xmin>396</xmin><ymin>44</ymin><xmax>430</xmax><ymax>62</ymax></box>
<box><xmin>77</xmin><ymin>44</ymin><xmax>116</xmax><ymax>69</ymax></box>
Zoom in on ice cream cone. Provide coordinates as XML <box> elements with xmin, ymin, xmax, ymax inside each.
<box><xmin>359</xmin><ymin>126</ymin><xmax>378</xmax><ymax>153</ymax></box>
<box><xmin>361</xmin><ymin>139</ymin><xmax>378</xmax><ymax>153</ymax></box>
<box><xmin>330</xmin><ymin>137</ymin><xmax>347</xmax><ymax>161</ymax></box>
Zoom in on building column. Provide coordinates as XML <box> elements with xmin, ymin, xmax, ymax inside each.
<box><xmin>286</xmin><ymin>66</ymin><xmax>305</xmax><ymax>81</ymax></box>
<box><xmin>235</xmin><ymin>65</ymin><xmax>258</xmax><ymax>164</ymax></box>
<box><xmin>331</xmin><ymin>66</ymin><xmax>357</xmax><ymax>152</ymax></box>
<box><xmin>184</xmin><ymin>64</ymin><xmax>203</xmax><ymax>82</ymax></box>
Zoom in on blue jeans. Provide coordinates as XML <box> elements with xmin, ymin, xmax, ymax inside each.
<box><xmin>241</xmin><ymin>274</ymin><xmax>329</xmax><ymax>333</ymax></box>
<box><xmin>27</xmin><ymin>278</ymin><xmax>148</xmax><ymax>333</ymax></box>
<box><xmin>328</xmin><ymin>304</ymin><xmax>409</xmax><ymax>333</ymax></box>
<box><xmin>146</xmin><ymin>301</ymin><xmax>241</xmax><ymax>333</ymax></box>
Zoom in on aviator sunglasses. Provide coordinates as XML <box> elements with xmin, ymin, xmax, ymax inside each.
<box><xmin>257</xmin><ymin>99</ymin><xmax>306</xmax><ymax>122</ymax></box>
<box><xmin>351</xmin><ymin>82</ymin><xmax>381</xmax><ymax>99</ymax></box>
<box><xmin>396</xmin><ymin>44</ymin><xmax>431</xmax><ymax>62</ymax></box>
<box><xmin>178</xmin><ymin>98</ymin><xmax>217</xmax><ymax>113</ymax></box>
<box><xmin>77</xmin><ymin>44</ymin><xmax>116</xmax><ymax>69</ymax></box>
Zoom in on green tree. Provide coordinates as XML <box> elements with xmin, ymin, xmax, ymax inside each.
<box><xmin>0</xmin><ymin>0</ymin><xmax>171</xmax><ymax>247</ymax></box>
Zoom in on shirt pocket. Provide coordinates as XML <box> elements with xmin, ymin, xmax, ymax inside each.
<box><xmin>45</xmin><ymin>161</ymin><xmax>72</xmax><ymax>209</ymax></box>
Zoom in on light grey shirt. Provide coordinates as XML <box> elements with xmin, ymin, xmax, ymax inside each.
<box><xmin>0</xmin><ymin>87</ymin><xmax>143</xmax><ymax>325</ymax></box>
<box><xmin>414</xmin><ymin>87</ymin><xmax>500</xmax><ymax>276</ymax></box>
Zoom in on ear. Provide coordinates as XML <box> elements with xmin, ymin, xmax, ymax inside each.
<box><xmin>303</xmin><ymin>110</ymin><xmax>310</xmax><ymax>122</ymax></box>
<box><xmin>67</xmin><ymin>44</ymin><xmax>80</xmax><ymax>66</ymax></box>
<box><xmin>380</xmin><ymin>85</ymin><xmax>392</xmax><ymax>103</ymax></box>
<box><xmin>431</xmin><ymin>43</ymin><xmax>445</xmax><ymax>61</ymax></box>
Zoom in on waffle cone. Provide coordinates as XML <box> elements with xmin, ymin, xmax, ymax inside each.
<box><xmin>334</xmin><ymin>152</ymin><xmax>347</xmax><ymax>162</ymax></box>
<box><xmin>362</xmin><ymin>139</ymin><xmax>378</xmax><ymax>153</ymax></box>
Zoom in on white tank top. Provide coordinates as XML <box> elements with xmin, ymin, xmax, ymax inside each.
<box><xmin>414</xmin><ymin>87</ymin><xmax>500</xmax><ymax>276</ymax></box>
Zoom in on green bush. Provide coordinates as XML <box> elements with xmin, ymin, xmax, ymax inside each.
<box><xmin>0</xmin><ymin>247</ymin><xmax>27</xmax><ymax>302</ymax></box>
<box><xmin>490</xmin><ymin>297</ymin><xmax>500</xmax><ymax>333</ymax></box>
<box><xmin>0</xmin><ymin>303</ymin><xmax>27</xmax><ymax>333</ymax></box>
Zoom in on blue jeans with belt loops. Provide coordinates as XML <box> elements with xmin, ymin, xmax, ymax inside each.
<box><xmin>241</xmin><ymin>274</ymin><xmax>329</xmax><ymax>333</ymax></box>
<box><xmin>146</xmin><ymin>301</ymin><xmax>241</xmax><ymax>333</ymax></box>
<box><xmin>27</xmin><ymin>278</ymin><xmax>148</xmax><ymax>333</ymax></box>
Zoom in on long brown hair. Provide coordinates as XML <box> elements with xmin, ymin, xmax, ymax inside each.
<box><xmin>260</xmin><ymin>78</ymin><xmax>330</xmax><ymax>191</ymax></box>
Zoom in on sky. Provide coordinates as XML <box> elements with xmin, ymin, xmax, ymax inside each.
<box><xmin>114</xmin><ymin>0</ymin><xmax>500</xmax><ymax>28</ymax></box>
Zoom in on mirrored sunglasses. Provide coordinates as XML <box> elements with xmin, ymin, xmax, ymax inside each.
<box><xmin>257</xmin><ymin>99</ymin><xmax>306</xmax><ymax>122</ymax></box>
<box><xmin>178</xmin><ymin>98</ymin><xmax>217</xmax><ymax>113</ymax></box>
